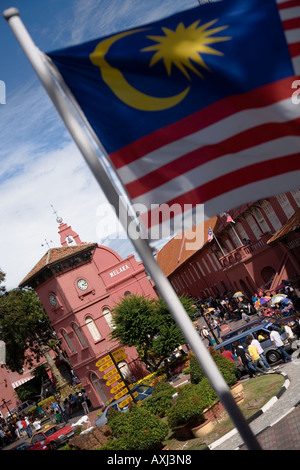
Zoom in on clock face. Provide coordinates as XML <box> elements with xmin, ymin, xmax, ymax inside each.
<box><xmin>49</xmin><ymin>294</ymin><xmax>57</xmax><ymax>306</ymax></box>
<box><xmin>77</xmin><ymin>279</ymin><xmax>88</xmax><ymax>290</ymax></box>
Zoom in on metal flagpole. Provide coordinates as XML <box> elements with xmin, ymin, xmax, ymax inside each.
<box><xmin>229</xmin><ymin>223</ymin><xmax>244</xmax><ymax>247</ymax></box>
<box><xmin>213</xmin><ymin>232</ymin><xmax>226</xmax><ymax>257</ymax></box>
<box><xmin>3</xmin><ymin>8</ymin><xmax>261</xmax><ymax>450</ymax></box>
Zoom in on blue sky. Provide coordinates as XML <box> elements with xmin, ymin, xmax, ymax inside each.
<box><xmin>0</xmin><ymin>0</ymin><xmax>200</xmax><ymax>290</ymax></box>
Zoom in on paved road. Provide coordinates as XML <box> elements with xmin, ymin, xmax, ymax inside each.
<box><xmin>210</xmin><ymin>351</ymin><xmax>300</xmax><ymax>450</ymax></box>
<box><xmin>196</xmin><ymin>312</ymin><xmax>300</xmax><ymax>450</ymax></box>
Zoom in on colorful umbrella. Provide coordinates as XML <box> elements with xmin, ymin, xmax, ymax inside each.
<box><xmin>204</xmin><ymin>308</ymin><xmax>215</xmax><ymax>314</ymax></box>
<box><xmin>281</xmin><ymin>297</ymin><xmax>292</xmax><ymax>305</ymax></box>
<box><xmin>269</xmin><ymin>294</ymin><xmax>287</xmax><ymax>305</ymax></box>
<box><xmin>233</xmin><ymin>291</ymin><xmax>245</xmax><ymax>298</ymax></box>
<box><xmin>259</xmin><ymin>297</ymin><xmax>271</xmax><ymax>305</ymax></box>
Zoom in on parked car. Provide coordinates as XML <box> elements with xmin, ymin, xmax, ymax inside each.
<box><xmin>95</xmin><ymin>384</ymin><xmax>153</xmax><ymax>427</ymax></box>
<box><xmin>9</xmin><ymin>441</ymin><xmax>47</xmax><ymax>451</ymax></box>
<box><xmin>30</xmin><ymin>424</ymin><xmax>75</xmax><ymax>450</ymax></box>
<box><xmin>221</xmin><ymin>315</ymin><xmax>300</xmax><ymax>343</ymax></box>
<box><xmin>221</xmin><ymin>319</ymin><xmax>265</xmax><ymax>341</ymax></box>
<box><xmin>215</xmin><ymin>323</ymin><xmax>291</xmax><ymax>365</ymax></box>
<box><xmin>265</xmin><ymin>315</ymin><xmax>300</xmax><ymax>338</ymax></box>
<box><xmin>5</xmin><ymin>400</ymin><xmax>36</xmax><ymax>420</ymax></box>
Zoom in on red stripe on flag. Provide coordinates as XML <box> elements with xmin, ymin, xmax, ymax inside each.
<box><xmin>141</xmin><ymin>154</ymin><xmax>300</xmax><ymax>228</ymax></box>
<box><xmin>278</xmin><ymin>0</ymin><xmax>300</xmax><ymax>10</ymax></box>
<box><xmin>282</xmin><ymin>17</ymin><xmax>300</xmax><ymax>30</ymax></box>
<box><xmin>109</xmin><ymin>77</ymin><xmax>295</xmax><ymax>170</ymax></box>
<box><xmin>289</xmin><ymin>42</ymin><xmax>300</xmax><ymax>57</ymax></box>
<box><xmin>126</xmin><ymin>117</ymin><xmax>300</xmax><ymax>200</ymax></box>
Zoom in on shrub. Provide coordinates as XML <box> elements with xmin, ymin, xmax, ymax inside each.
<box><xmin>141</xmin><ymin>382</ymin><xmax>174</xmax><ymax>416</ymax></box>
<box><xmin>102</xmin><ymin>404</ymin><xmax>168</xmax><ymax>450</ymax></box>
<box><xmin>100</xmin><ymin>436</ymin><xmax>131</xmax><ymax>450</ymax></box>
<box><xmin>209</xmin><ymin>348</ymin><xmax>237</xmax><ymax>387</ymax></box>
<box><xmin>166</xmin><ymin>384</ymin><xmax>205</xmax><ymax>428</ymax></box>
<box><xmin>194</xmin><ymin>378</ymin><xmax>218</xmax><ymax>410</ymax></box>
<box><xmin>190</xmin><ymin>355</ymin><xmax>205</xmax><ymax>384</ymax></box>
<box><xmin>189</xmin><ymin>350</ymin><xmax>237</xmax><ymax>388</ymax></box>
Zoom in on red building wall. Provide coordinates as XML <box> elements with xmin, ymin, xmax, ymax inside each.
<box><xmin>34</xmin><ymin>244</ymin><xmax>157</xmax><ymax>408</ymax></box>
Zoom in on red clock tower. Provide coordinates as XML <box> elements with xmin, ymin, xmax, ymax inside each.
<box><xmin>19</xmin><ymin>216</ymin><xmax>156</xmax><ymax>408</ymax></box>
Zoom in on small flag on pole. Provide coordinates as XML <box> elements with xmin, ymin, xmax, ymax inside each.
<box><xmin>225</xmin><ymin>213</ymin><xmax>235</xmax><ymax>224</ymax></box>
<box><xmin>208</xmin><ymin>227</ymin><xmax>214</xmax><ymax>242</ymax></box>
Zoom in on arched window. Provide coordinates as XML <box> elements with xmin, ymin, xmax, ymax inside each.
<box><xmin>276</xmin><ymin>194</ymin><xmax>295</xmax><ymax>219</ymax></box>
<box><xmin>251</xmin><ymin>207</ymin><xmax>270</xmax><ymax>233</ymax></box>
<box><xmin>235</xmin><ymin>222</ymin><xmax>250</xmax><ymax>242</ymax></box>
<box><xmin>225</xmin><ymin>239</ymin><xmax>234</xmax><ymax>252</ymax></box>
<box><xmin>260</xmin><ymin>200</ymin><xmax>282</xmax><ymax>232</ymax></box>
<box><xmin>244</xmin><ymin>213</ymin><xmax>261</xmax><ymax>240</ymax></box>
<box><xmin>90</xmin><ymin>372</ymin><xmax>108</xmax><ymax>406</ymax></box>
<box><xmin>117</xmin><ymin>361</ymin><xmax>131</xmax><ymax>379</ymax></box>
<box><xmin>103</xmin><ymin>307</ymin><xmax>114</xmax><ymax>330</ymax></box>
<box><xmin>61</xmin><ymin>330</ymin><xmax>75</xmax><ymax>353</ymax></box>
<box><xmin>227</xmin><ymin>227</ymin><xmax>242</xmax><ymax>247</ymax></box>
<box><xmin>72</xmin><ymin>323</ymin><xmax>87</xmax><ymax>348</ymax></box>
<box><xmin>202</xmin><ymin>258</ymin><xmax>211</xmax><ymax>274</ymax></box>
<box><xmin>261</xmin><ymin>266</ymin><xmax>276</xmax><ymax>285</ymax></box>
<box><xmin>290</xmin><ymin>189</ymin><xmax>300</xmax><ymax>207</ymax></box>
<box><xmin>85</xmin><ymin>316</ymin><xmax>102</xmax><ymax>342</ymax></box>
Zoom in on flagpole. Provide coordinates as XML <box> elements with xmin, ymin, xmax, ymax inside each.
<box><xmin>230</xmin><ymin>223</ymin><xmax>243</xmax><ymax>246</ymax></box>
<box><xmin>3</xmin><ymin>8</ymin><xmax>261</xmax><ymax>450</ymax></box>
<box><xmin>213</xmin><ymin>233</ymin><xmax>226</xmax><ymax>257</ymax></box>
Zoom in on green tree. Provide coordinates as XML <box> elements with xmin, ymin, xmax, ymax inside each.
<box><xmin>0</xmin><ymin>287</ymin><xmax>69</xmax><ymax>383</ymax></box>
<box><xmin>0</xmin><ymin>269</ymin><xmax>6</xmax><ymax>295</ymax></box>
<box><xmin>110</xmin><ymin>294</ymin><xmax>195</xmax><ymax>371</ymax></box>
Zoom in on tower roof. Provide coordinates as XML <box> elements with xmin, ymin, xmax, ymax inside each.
<box><xmin>19</xmin><ymin>243</ymin><xmax>97</xmax><ymax>288</ymax></box>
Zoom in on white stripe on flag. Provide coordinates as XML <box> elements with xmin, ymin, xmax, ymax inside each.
<box><xmin>285</xmin><ymin>28</ymin><xmax>300</xmax><ymax>44</ymax></box>
<box><xmin>118</xmin><ymin>97</ymin><xmax>300</xmax><ymax>185</ymax></box>
<box><xmin>279</xmin><ymin>6</ymin><xmax>300</xmax><ymax>21</ymax></box>
<box><xmin>134</xmin><ymin>136</ymin><xmax>300</xmax><ymax>211</ymax></box>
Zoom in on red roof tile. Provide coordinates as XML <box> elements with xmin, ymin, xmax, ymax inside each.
<box><xmin>267</xmin><ymin>207</ymin><xmax>300</xmax><ymax>245</ymax></box>
<box><xmin>19</xmin><ymin>243</ymin><xmax>97</xmax><ymax>287</ymax></box>
<box><xmin>156</xmin><ymin>217</ymin><xmax>219</xmax><ymax>277</ymax></box>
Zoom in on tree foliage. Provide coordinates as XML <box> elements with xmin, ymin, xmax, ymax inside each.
<box><xmin>110</xmin><ymin>294</ymin><xmax>195</xmax><ymax>371</ymax></box>
<box><xmin>0</xmin><ymin>287</ymin><xmax>56</xmax><ymax>372</ymax></box>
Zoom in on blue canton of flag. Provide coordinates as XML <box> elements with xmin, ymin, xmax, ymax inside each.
<box><xmin>208</xmin><ymin>227</ymin><xmax>214</xmax><ymax>242</ymax></box>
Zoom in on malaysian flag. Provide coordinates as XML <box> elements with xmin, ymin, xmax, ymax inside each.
<box><xmin>48</xmin><ymin>0</ymin><xmax>300</xmax><ymax>241</ymax></box>
<box><xmin>225</xmin><ymin>213</ymin><xmax>235</xmax><ymax>224</ymax></box>
<box><xmin>207</xmin><ymin>227</ymin><xmax>214</xmax><ymax>242</ymax></box>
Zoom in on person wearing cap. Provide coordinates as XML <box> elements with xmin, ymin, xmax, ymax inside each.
<box><xmin>200</xmin><ymin>326</ymin><xmax>213</xmax><ymax>346</ymax></box>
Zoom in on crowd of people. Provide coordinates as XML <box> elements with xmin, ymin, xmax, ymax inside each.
<box><xmin>193</xmin><ymin>285</ymin><xmax>300</xmax><ymax>379</ymax></box>
<box><xmin>0</xmin><ymin>388</ymin><xmax>91</xmax><ymax>448</ymax></box>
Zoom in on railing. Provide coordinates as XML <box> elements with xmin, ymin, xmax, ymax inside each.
<box><xmin>219</xmin><ymin>233</ymin><xmax>271</xmax><ymax>269</ymax></box>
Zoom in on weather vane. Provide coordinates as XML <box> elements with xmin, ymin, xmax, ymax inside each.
<box><xmin>50</xmin><ymin>203</ymin><xmax>63</xmax><ymax>224</ymax></box>
<box><xmin>41</xmin><ymin>238</ymin><xmax>53</xmax><ymax>249</ymax></box>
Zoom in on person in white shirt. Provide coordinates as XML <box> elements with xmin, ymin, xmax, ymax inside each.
<box><xmin>268</xmin><ymin>326</ymin><xmax>292</xmax><ymax>363</ymax></box>
<box><xmin>281</xmin><ymin>323</ymin><xmax>295</xmax><ymax>345</ymax></box>
<box><xmin>248</xmin><ymin>334</ymin><xmax>270</xmax><ymax>369</ymax></box>
<box><xmin>32</xmin><ymin>418</ymin><xmax>41</xmax><ymax>431</ymax></box>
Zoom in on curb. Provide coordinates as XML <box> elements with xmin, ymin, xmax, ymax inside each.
<box><xmin>207</xmin><ymin>371</ymin><xmax>290</xmax><ymax>450</ymax></box>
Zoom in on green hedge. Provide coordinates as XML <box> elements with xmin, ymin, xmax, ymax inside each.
<box><xmin>141</xmin><ymin>381</ymin><xmax>175</xmax><ymax>416</ymax></box>
<box><xmin>190</xmin><ymin>350</ymin><xmax>237</xmax><ymax>387</ymax></box>
<box><xmin>100</xmin><ymin>404</ymin><xmax>168</xmax><ymax>450</ymax></box>
<box><xmin>166</xmin><ymin>349</ymin><xmax>238</xmax><ymax>428</ymax></box>
<box><xmin>166</xmin><ymin>384</ymin><xmax>205</xmax><ymax>428</ymax></box>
